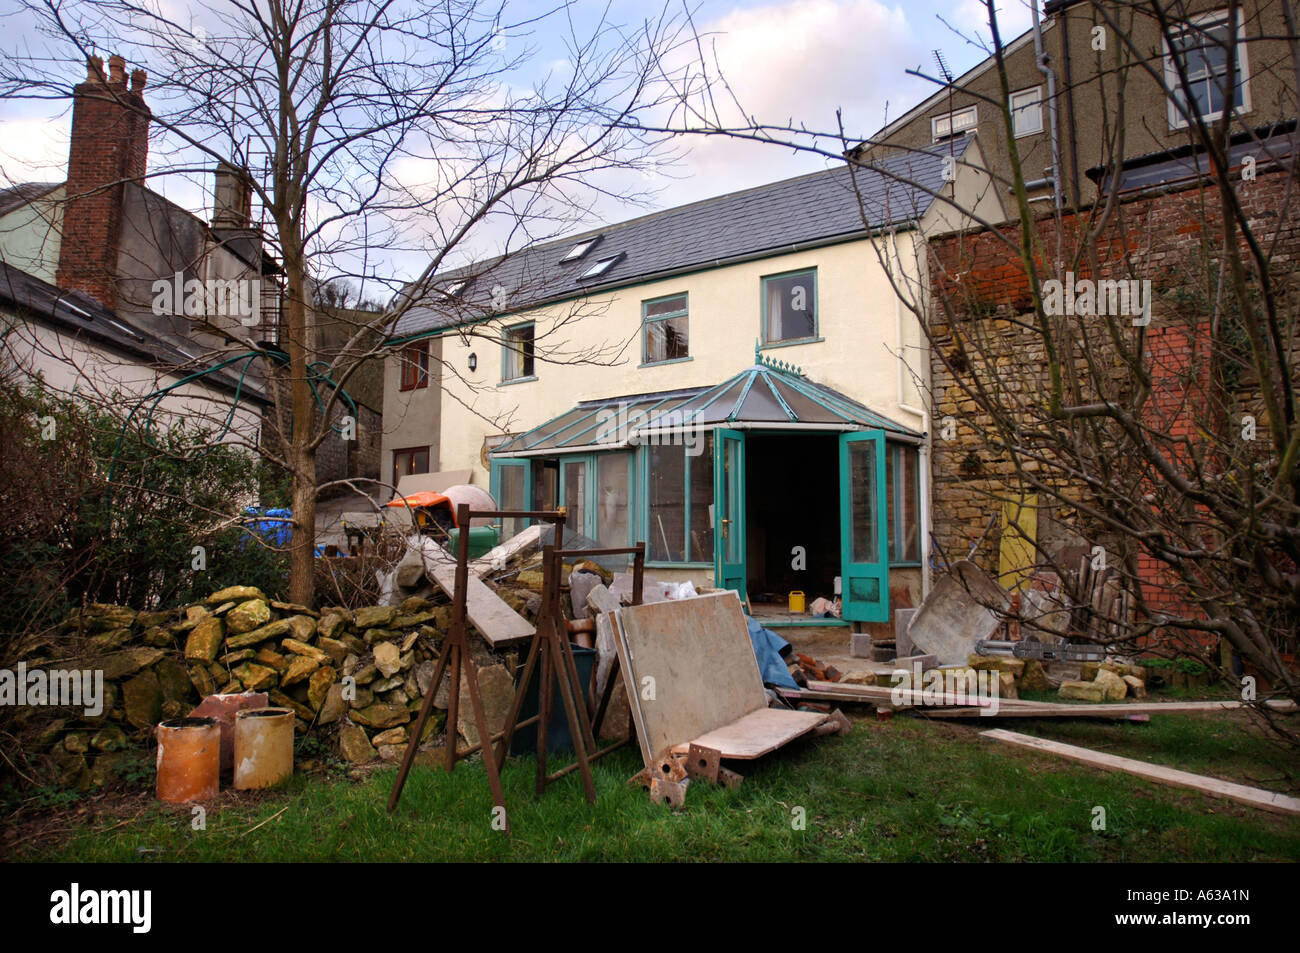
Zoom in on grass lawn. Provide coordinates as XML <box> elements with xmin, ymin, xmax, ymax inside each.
<box><xmin>7</xmin><ymin>711</ymin><xmax>1298</xmax><ymax>862</ymax></box>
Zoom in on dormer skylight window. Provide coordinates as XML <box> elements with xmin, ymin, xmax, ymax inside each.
<box><xmin>579</xmin><ymin>253</ymin><xmax>622</xmax><ymax>281</ymax></box>
<box><xmin>560</xmin><ymin>236</ymin><xmax>602</xmax><ymax>263</ymax></box>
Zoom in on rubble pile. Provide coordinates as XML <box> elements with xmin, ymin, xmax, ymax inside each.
<box><xmin>10</xmin><ymin>581</ymin><xmax>544</xmax><ymax>790</ymax></box>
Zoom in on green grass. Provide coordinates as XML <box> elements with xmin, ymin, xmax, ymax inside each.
<box><xmin>9</xmin><ymin>713</ymin><xmax>1299</xmax><ymax>862</ymax></box>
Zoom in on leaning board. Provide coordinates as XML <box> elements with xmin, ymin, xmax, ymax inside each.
<box><xmin>612</xmin><ymin>591</ymin><xmax>821</xmax><ymax>765</ymax></box>
<box><xmin>429</xmin><ymin>562</ymin><xmax>534</xmax><ymax>648</ymax></box>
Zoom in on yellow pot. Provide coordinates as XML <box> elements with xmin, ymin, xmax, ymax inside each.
<box><xmin>233</xmin><ymin>707</ymin><xmax>295</xmax><ymax>790</ymax></box>
<box><xmin>788</xmin><ymin>591</ymin><xmax>806</xmax><ymax>613</ymax></box>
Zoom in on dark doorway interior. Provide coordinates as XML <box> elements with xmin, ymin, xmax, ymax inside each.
<box><xmin>745</xmin><ymin>433</ymin><xmax>840</xmax><ymax>612</ymax></box>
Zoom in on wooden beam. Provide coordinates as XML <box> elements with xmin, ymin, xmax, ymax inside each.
<box><xmin>981</xmin><ymin>728</ymin><xmax>1300</xmax><ymax>816</ymax></box>
<box><xmin>428</xmin><ymin>562</ymin><xmax>534</xmax><ymax>647</ymax></box>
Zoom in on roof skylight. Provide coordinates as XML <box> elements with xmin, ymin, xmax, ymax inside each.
<box><xmin>579</xmin><ymin>253</ymin><xmax>622</xmax><ymax>281</ymax></box>
<box><xmin>561</xmin><ymin>236</ymin><xmax>602</xmax><ymax>263</ymax></box>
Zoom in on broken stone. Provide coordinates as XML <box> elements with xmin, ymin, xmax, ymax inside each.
<box><xmin>96</xmin><ymin>647</ymin><xmax>166</xmax><ymax>681</ymax></box>
<box><xmin>350</xmin><ymin>702</ymin><xmax>410</xmax><ymax>730</ymax></box>
<box><xmin>316</xmin><ymin>636</ymin><xmax>349</xmax><ymax>667</ymax></box>
<box><xmin>354</xmin><ymin>605</ymin><xmax>397</xmax><ymax>629</ymax></box>
<box><xmin>373</xmin><ymin>642</ymin><xmax>402</xmax><ymax>678</ymax></box>
<box><xmin>188</xmin><ymin>664</ymin><xmax>217</xmax><ymax>698</ymax></box>
<box><xmin>1093</xmin><ymin>668</ymin><xmax>1128</xmax><ymax>702</ymax></box>
<box><xmin>456</xmin><ymin>664</ymin><xmax>515</xmax><ymax>748</ymax></box>
<box><xmin>207</xmin><ymin>586</ymin><xmax>266</xmax><ymax>604</ymax></box>
<box><xmin>317</xmin><ymin>612</ymin><xmax>347</xmax><ymax>640</ymax></box>
<box><xmin>371</xmin><ymin>726</ymin><xmax>409</xmax><ymax>747</ymax></box>
<box><xmin>1059</xmin><ymin>680</ymin><xmax>1106</xmax><ymax>703</ymax></box>
<box><xmin>287</xmin><ymin>615</ymin><xmax>317</xmax><ymax>641</ymax></box>
<box><xmin>1019</xmin><ymin>659</ymin><xmax>1051</xmax><ymax>693</ymax></box>
<box><xmin>225</xmin><ymin>599</ymin><xmax>272</xmax><ymax>634</ymax></box>
<box><xmin>281</xmin><ymin>654</ymin><xmax>321</xmax><ymax>687</ymax></box>
<box><xmin>254</xmin><ymin>648</ymin><xmax>289</xmax><ymax>673</ymax></box>
<box><xmin>840</xmin><ymin>670</ymin><xmax>878</xmax><ymax>686</ymax></box>
<box><xmin>307</xmin><ymin>666</ymin><xmax>338</xmax><ymax>710</ymax></box>
<box><xmin>339</xmin><ymin>723</ymin><xmax>377</xmax><ymax>763</ymax></box>
<box><xmin>234</xmin><ymin>662</ymin><xmax>279</xmax><ymax>692</ymax></box>
<box><xmin>121</xmin><ymin>670</ymin><xmax>162</xmax><ymax>729</ymax></box>
<box><xmin>348</xmin><ymin>687</ymin><xmax>375</xmax><ymax>710</ymax></box>
<box><xmin>90</xmin><ymin>724</ymin><xmax>128</xmax><ymax>751</ymax></box>
<box><xmin>224</xmin><ymin>617</ymin><xmax>293</xmax><ymax>650</ymax></box>
<box><xmin>997</xmin><ymin>671</ymin><xmax>1019</xmax><ymax>700</ymax></box>
<box><xmin>282</xmin><ymin>638</ymin><xmax>331</xmax><ymax>664</ymax></box>
<box><xmin>154</xmin><ymin>657</ymin><xmax>193</xmax><ymax>706</ymax></box>
<box><xmin>1122</xmin><ymin>674</ymin><xmax>1146</xmax><ymax>698</ymax></box>
<box><xmin>318</xmin><ymin>684</ymin><xmax>347</xmax><ymax>725</ymax></box>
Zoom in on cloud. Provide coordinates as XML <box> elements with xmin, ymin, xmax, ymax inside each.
<box><xmin>0</xmin><ymin>115</ymin><xmax>71</xmax><ymax>188</ymax></box>
<box><xmin>948</xmin><ymin>0</ymin><xmax>1037</xmax><ymax>50</ymax></box>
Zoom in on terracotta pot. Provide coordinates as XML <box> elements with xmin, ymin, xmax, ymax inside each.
<box><xmin>156</xmin><ymin>717</ymin><xmax>220</xmax><ymax>803</ymax></box>
<box><xmin>233</xmin><ymin>707</ymin><xmax>295</xmax><ymax>790</ymax></box>
<box><xmin>189</xmin><ymin>692</ymin><xmax>269</xmax><ymax>783</ymax></box>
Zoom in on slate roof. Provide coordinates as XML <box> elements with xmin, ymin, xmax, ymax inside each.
<box><xmin>0</xmin><ymin>261</ymin><xmax>269</xmax><ymax>404</ymax></box>
<box><xmin>394</xmin><ymin>139</ymin><xmax>969</xmax><ymax>338</ymax></box>
<box><xmin>0</xmin><ymin>181</ymin><xmax>61</xmax><ymax>217</ymax></box>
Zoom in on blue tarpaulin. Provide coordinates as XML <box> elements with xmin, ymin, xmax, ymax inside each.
<box><xmin>745</xmin><ymin>615</ymin><xmax>798</xmax><ymax>690</ymax></box>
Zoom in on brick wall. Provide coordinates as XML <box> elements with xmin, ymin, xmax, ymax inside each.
<box><xmin>926</xmin><ymin>166</ymin><xmax>1296</xmax><ymax>633</ymax></box>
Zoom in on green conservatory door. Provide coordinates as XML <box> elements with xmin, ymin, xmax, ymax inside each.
<box><xmin>839</xmin><ymin>431</ymin><xmax>889</xmax><ymax>622</ymax></box>
<box><xmin>714</xmin><ymin>428</ymin><xmax>746</xmax><ymax>600</ymax></box>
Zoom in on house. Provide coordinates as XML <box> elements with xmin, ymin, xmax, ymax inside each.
<box><xmin>383</xmin><ymin>140</ymin><xmax>1001</xmax><ymax>630</ymax></box>
<box><xmin>0</xmin><ymin>54</ymin><xmax>382</xmax><ymax>488</ymax></box>
<box><xmin>858</xmin><ymin>0</ymin><xmax>1297</xmax><ymax>213</ymax></box>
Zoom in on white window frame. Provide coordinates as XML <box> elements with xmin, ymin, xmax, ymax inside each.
<box><xmin>931</xmin><ymin>106</ymin><xmax>978</xmax><ymax>143</ymax></box>
<box><xmin>1163</xmin><ymin>9</ymin><xmax>1252</xmax><ymax>130</ymax></box>
<box><xmin>1009</xmin><ymin>86</ymin><xmax>1043</xmax><ymax>138</ymax></box>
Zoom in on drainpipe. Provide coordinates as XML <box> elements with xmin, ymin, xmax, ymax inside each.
<box><xmin>1031</xmin><ymin>2</ymin><xmax>1064</xmax><ymax>215</ymax></box>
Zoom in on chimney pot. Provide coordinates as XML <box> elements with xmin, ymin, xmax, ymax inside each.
<box><xmin>108</xmin><ymin>54</ymin><xmax>126</xmax><ymax>85</ymax></box>
<box><xmin>86</xmin><ymin>56</ymin><xmax>105</xmax><ymax>82</ymax></box>
<box><xmin>131</xmin><ymin>69</ymin><xmax>147</xmax><ymax>93</ymax></box>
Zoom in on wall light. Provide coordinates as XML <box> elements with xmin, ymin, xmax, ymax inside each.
<box><xmin>468</xmin><ymin>352</ymin><xmax>477</xmax><ymax>372</ymax></box>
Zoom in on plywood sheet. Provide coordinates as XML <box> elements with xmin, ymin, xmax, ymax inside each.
<box><xmin>670</xmin><ymin>707</ymin><xmax>826</xmax><ymax>759</ymax></box>
<box><xmin>395</xmin><ymin>469</ymin><xmax>472</xmax><ymax>497</ymax></box>
<box><xmin>612</xmin><ymin>591</ymin><xmax>766</xmax><ymax>765</ymax></box>
<box><xmin>982</xmin><ymin>729</ymin><xmax>1300</xmax><ymax>816</ymax></box>
<box><xmin>429</xmin><ymin>563</ymin><xmax>534</xmax><ymax>647</ymax></box>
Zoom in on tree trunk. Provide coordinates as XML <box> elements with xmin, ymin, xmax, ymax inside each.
<box><xmin>284</xmin><ymin>240</ymin><xmax>317</xmax><ymax>607</ymax></box>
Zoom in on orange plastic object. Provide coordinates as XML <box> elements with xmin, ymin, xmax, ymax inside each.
<box><xmin>156</xmin><ymin>717</ymin><xmax>220</xmax><ymax>803</ymax></box>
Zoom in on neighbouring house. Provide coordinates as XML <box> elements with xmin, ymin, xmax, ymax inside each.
<box><xmin>383</xmin><ymin>141</ymin><xmax>1002</xmax><ymax>632</ymax></box>
<box><xmin>858</xmin><ymin>0</ymin><xmax>1298</xmax><ymax>215</ymax></box>
<box><xmin>0</xmin><ymin>259</ymin><xmax>268</xmax><ymax>437</ymax></box>
<box><xmin>0</xmin><ymin>54</ymin><xmax>382</xmax><ymax>490</ymax></box>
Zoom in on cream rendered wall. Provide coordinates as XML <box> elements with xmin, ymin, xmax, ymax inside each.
<box><xmin>2</xmin><ymin>309</ymin><xmax>263</xmax><ymax>446</ymax></box>
<box><xmin>436</xmin><ymin>231</ymin><xmax>932</xmax><ymax>487</ymax></box>
<box><xmin>380</xmin><ymin>335</ymin><xmax>443</xmax><ymax>498</ymax></box>
<box><xmin>0</xmin><ymin>186</ymin><xmax>65</xmax><ymax>283</ymax></box>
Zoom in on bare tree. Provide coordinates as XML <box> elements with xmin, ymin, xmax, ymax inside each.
<box><xmin>654</xmin><ymin>0</ymin><xmax>1299</xmax><ymax>721</ymax></box>
<box><xmin>2</xmin><ymin>0</ymin><xmax>696</xmax><ymax>605</ymax></box>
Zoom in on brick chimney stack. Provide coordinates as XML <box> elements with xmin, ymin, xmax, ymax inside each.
<box><xmin>55</xmin><ymin>54</ymin><xmax>151</xmax><ymax>309</ymax></box>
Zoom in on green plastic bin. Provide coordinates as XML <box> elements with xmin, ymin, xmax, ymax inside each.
<box><xmin>447</xmin><ymin>526</ymin><xmax>499</xmax><ymax>560</ymax></box>
<box><xmin>511</xmin><ymin>646</ymin><xmax>595</xmax><ymax>755</ymax></box>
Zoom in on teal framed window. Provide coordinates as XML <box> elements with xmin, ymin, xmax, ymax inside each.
<box><xmin>642</xmin><ymin>293</ymin><xmax>689</xmax><ymax>364</ymax></box>
<box><xmin>886</xmin><ymin>442</ymin><xmax>921</xmax><ymax>563</ymax></box>
<box><xmin>644</xmin><ymin>434</ymin><xmax>714</xmax><ymax>563</ymax></box>
<box><xmin>502</xmin><ymin>322</ymin><xmax>535</xmax><ymax>381</ymax></box>
<box><xmin>761</xmin><ymin>268</ymin><xmax>817</xmax><ymax>345</ymax></box>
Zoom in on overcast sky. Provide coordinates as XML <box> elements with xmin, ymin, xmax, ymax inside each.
<box><xmin>0</xmin><ymin>0</ymin><xmax>1036</xmax><ymax>281</ymax></box>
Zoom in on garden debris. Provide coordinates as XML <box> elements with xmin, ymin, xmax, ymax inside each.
<box><xmin>7</xmin><ymin>582</ymin><xmax>528</xmax><ymax>790</ymax></box>
<box><xmin>981</xmin><ymin>728</ymin><xmax>1300</xmax><ymax>816</ymax></box>
<box><xmin>906</xmin><ymin>560</ymin><xmax>1011</xmax><ymax>665</ymax></box>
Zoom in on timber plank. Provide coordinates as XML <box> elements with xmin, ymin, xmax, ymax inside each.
<box><xmin>429</xmin><ymin>562</ymin><xmax>534</xmax><ymax>647</ymax></box>
<box><xmin>981</xmin><ymin>728</ymin><xmax>1300</xmax><ymax>816</ymax></box>
<box><xmin>670</xmin><ymin>708</ymin><xmax>826</xmax><ymax>759</ymax></box>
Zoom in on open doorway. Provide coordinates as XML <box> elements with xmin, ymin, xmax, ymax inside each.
<box><xmin>744</xmin><ymin>433</ymin><xmax>841</xmax><ymax>620</ymax></box>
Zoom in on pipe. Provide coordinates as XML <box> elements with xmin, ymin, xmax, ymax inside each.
<box><xmin>1031</xmin><ymin>3</ymin><xmax>1064</xmax><ymax>216</ymax></box>
<box><xmin>156</xmin><ymin>717</ymin><xmax>221</xmax><ymax>803</ymax></box>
